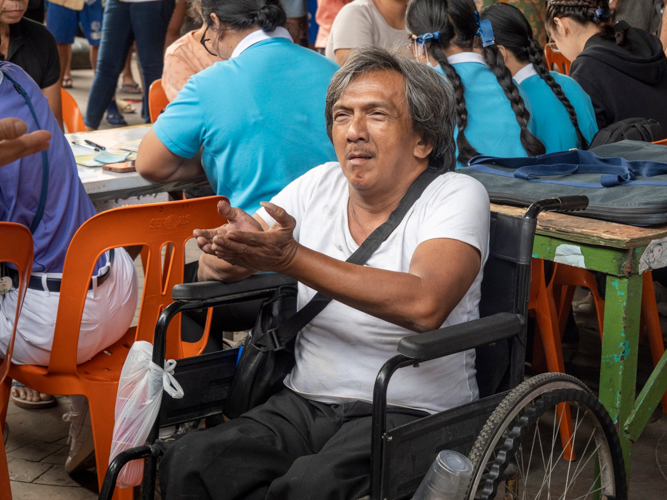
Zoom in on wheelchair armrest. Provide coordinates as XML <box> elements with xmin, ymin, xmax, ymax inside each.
<box><xmin>171</xmin><ymin>273</ymin><xmax>297</xmax><ymax>301</ymax></box>
<box><xmin>397</xmin><ymin>312</ymin><xmax>524</xmax><ymax>362</ymax></box>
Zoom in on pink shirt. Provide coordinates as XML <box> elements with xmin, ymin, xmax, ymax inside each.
<box><xmin>315</xmin><ymin>0</ymin><xmax>353</xmax><ymax>49</ymax></box>
<box><xmin>162</xmin><ymin>30</ymin><xmax>219</xmax><ymax>102</ymax></box>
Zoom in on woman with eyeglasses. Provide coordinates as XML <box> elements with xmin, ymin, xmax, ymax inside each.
<box><xmin>162</xmin><ymin>0</ymin><xmax>218</xmax><ymax>102</ymax></box>
<box><xmin>83</xmin><ymin>0</ymin><xmax>176</xmax><ymax>130</ymax></box>
<box><xmin>136</xmin><ymin>0</ymin><xmax>338</xmax><ymax>215</ymax></box>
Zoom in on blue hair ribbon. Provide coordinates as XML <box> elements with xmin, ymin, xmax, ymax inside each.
<box><xmin>592</xmin><ymin>8</ymin><xmax>610</xmax><ymax>23</ymax></box>
<box><xmin>415</xmin><ymin>31</ymin><xmax>441</xmax><ymax>44</ymax></box>
<box><xmin>474</xmin><ymin>11</ymin><xmax>495</xmax><ymax>47</ymax></box>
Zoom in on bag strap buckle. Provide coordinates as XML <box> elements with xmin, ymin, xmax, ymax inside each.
<box><xmin>257</xmin><ymin>327</ymin><xmax>283</xmax><ymax>352</ymax></box>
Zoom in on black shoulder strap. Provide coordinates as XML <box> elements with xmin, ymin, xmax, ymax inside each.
<box><xmin>256</xmin><ymin>166</ymin><xmax>444</xmax><ymax>351</ymax></box>
<box><xmin>3</xmin><ymin>71</ymin><xmax>49</xmax><ymax>234</ymax></box>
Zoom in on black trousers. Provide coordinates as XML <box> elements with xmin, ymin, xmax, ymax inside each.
<box><xmin>160</xmin><ymin>388</ymin><xmax>427</xmax><ymax>500</ymax></box>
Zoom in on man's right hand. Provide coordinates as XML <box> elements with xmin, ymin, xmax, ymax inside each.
<box><xmin>194</xmin><ymin>200</ymin><xmax>264</xmax><ymax>255</ymax></box>
<box><xmin>0</xmin><ymin>118</ymin><xmax>51</xmax><ymax>167</ymax></box>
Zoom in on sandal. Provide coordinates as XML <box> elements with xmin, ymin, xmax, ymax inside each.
<box><xmin>62</xmin><ymin>77</ymin><xmax>73</xmax><ymax>89</ymax></box>
<box><xmin>106</xmin><ymin>100</ymin><xmax>128</xmax><ymax>126</ymax></box>
<box><xmin>11</xmin><ymin>381</ymin><xmax>57</xmax><ymax>409</ymax></box>
<box><xmin>116</xmin><ymin>98</ymin><xmax>136</xmax><ymax>114</ymax></box>
<box><xmin>119</xmin><ymin>83</ymin><xmax>142</xmax><ymax>94</ymax></box>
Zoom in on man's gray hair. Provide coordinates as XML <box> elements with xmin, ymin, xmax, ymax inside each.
<box><xmin>325</xmin><ymin>47</ymin><xmax>456</xmax><ymax>171</ymax></box>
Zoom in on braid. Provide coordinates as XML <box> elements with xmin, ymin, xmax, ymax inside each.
<box><xmin>526</xmin><ymin>39</ymin><xmax>588</xmax><ymax>149</ymax></box>
<box><xmin>431</xmin><ymin>47</ymin><xmax>480</xmax><ymax>165</ymax></box>
<box><xmin>482</xmin><ymin>44</ymin><xmax>546</xmax><ymax>157</ymax></box>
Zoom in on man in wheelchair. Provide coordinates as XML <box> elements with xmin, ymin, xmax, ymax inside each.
<box><xmin>160</xmin><ymin>47</ymin><xmax>491</xmax><ymax>500</ymax></box>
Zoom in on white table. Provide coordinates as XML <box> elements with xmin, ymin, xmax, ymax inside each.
<box><xmin>69</xmin><ymin>125</ymin><xmax>209</xmax><ymax>207</ymax></box>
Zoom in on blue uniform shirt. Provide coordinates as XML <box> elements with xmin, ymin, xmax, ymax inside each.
<box><xmin>0</xmin><ymin>62</ymin><xmax>101</xmax><ymax>274</ymax></box>
<box><xmin>153</xmin><ymin>29</ymin><xmax>339</xmax><ymax>214</ymax></box>
<box><xmin>437</xmin><ymin>52</ymin><xmax>534</xmax><ymax>169</ymax></box>
<box><xmin>515</xmin><ymin>64</ymin><xmax>598</xmax><ymax>153</ymax></box>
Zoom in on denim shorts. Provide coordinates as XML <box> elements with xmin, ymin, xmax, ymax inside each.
<box><xmin>46</xmin><ymin>0</ymin><xmax>103</xmax><ymax>45</ymax></box>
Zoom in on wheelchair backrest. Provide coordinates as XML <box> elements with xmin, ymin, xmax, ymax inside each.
<box><xmin>475</xmin><ymin>212</ymin><xmax>537</xmax><ymax>397</ymax></box>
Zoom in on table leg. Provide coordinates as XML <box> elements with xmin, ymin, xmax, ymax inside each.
<box><xmin>598</xmin><ymin>272</ymin><xmax>642</xmax><ymax>479</ymax></box>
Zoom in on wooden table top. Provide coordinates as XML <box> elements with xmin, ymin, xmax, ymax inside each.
<box><xmin>491</xmin><ymin>204</ymin><xmax>667</xmax><ymax>250</ymax></box>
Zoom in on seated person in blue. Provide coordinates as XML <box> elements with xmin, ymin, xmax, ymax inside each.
<box><xmin>0</xmin><ymin>62</ymin><xmax>138</xmax><ymax>473</ymax></box>
<box><xmin>405</xmin><ymin>0</ymin><xmax>546</xmax><ymax>169</ymax></box>
<box><xmin>135</xmin><ymin>0</ymin><xmax>339</xmax><ymax>215</ymax></box>
<box><xmin>159</xmin><ymin>48</ymin><xmax>490</xmax><ymax>500</ymax></box>
<box><xmin>482</xmin><ymin>3</ymin><xmax>598</xmax><ymax>153</ymax></box>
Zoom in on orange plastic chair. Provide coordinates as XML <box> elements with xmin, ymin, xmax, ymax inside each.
<box><xmin>3</xmin><ymin>196</ymin><xmax>226</xmax><ymax>500</ymax></box>
<box><xmin>148</xmin><ymin>79</ymin><xmax>170</xmax><ymax>123</ymax></box>
<box><xmin>653</xmin><ymin>138</ymin><xmax>667</xmax><ymax>146</ymax></box>
<box><xmin>61</xmin><ymin>88</ymin><xmax>86</xmax><ymax>133</ymax></box>
<box><xmin>544</xmin><ymin>43</ymin><xmax>571</xmax><ymax>75</ymax></box>
<box><xmin>0</xmin><ymin>223</ymin><xmax>34</xmax><ymax>500</ymax></box>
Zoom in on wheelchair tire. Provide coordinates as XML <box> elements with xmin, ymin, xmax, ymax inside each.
<box><xmin>465</xmin><ymin>373</ymin><xmax>626</xmax><ymax>500</ymax></box>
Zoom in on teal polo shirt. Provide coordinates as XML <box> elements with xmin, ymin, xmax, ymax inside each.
<box><xmin>153</xmin><ymin>34</ymin><xmax>339</xmax><ymax>214</ymax></box>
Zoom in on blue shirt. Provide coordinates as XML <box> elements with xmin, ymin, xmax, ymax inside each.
<box><xmin>515</xmin><ymin>65</ymin><xmax>598</xmax><ymax>153</ymax></box>
<box><xmin>153</xmin><ymin>34</ymin><xmax>339</xmax><ymax>214</ymax></box>
<box><xmin>0</xmin><ymin>62</ymin><xmax>101</xmax><ymax>274</ymax></box>
<box><xmin>437</xmin><ymin>53</ymin><xmax>533</xmax><ymax>169</ymax></box>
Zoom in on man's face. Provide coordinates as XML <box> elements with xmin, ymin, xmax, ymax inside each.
<box><xmin>0</xmin><ymin>0</ymin><xmax>27</xmax><ymax>24</ymax></box>
<box><xmin>331</xmin><ymin>70</ymin><xmax>430</xmax><ymax>196</ymax></box>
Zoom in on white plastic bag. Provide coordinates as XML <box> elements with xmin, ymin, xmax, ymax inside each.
<box><xmin>109</xmin><ymin>341</ymin><xmax>184</xmax><ymax>488</ymax></box>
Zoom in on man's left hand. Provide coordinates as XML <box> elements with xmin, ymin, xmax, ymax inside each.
<box><xmin>210</xmin><ymin>201</ymin><xmax>300</xmax><ymax>273</ymax></box>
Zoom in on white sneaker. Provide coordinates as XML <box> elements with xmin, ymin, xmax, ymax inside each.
<box><xmin>573</xmin><ymin>291</ymin><xmax>595</xmax><ymax>314</ymax></box>
<box><xmin>63</xmin><ymin>395</ymin><xmax>96</xmax><ymax>474</ymax></box>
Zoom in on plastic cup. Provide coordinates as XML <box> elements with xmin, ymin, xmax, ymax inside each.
<box><xmin>412</xmin><ymin>450</ymin><xmax>473</xmax><ymax>500</ymax></box>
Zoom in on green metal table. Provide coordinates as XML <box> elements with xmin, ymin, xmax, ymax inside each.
<box><xmin>493</xmin><ymin>204</ymin><xmax>667</xmax><ymax>478</ymax></box>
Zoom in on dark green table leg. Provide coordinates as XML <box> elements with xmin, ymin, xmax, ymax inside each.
<box><xmin>598</xmin><ymin>272</ymin><xmax>642</xmax><ymax>479</ymax></box>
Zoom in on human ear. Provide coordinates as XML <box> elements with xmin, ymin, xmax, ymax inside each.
<box><xmin>497</xmin><ymin>45</ymin><xmax>509</xmax><ymax>62</ymax></box>
<box><xmin>554</xmin><ymin>17</ymin><xmax>569</xmax><ymax>37</ymax></box>
<box><xmin>413</xmin><ymin>137</ymin><xmax>434</xmax><ymax>161</ymax></box>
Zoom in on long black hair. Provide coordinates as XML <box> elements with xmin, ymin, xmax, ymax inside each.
<box><xmin>405</xmin><ymin>0</ymin><xmax>545</xmax><ymax>164</ymax></box>
<box><xmin>482</xmin><ymin>3</ymin><xmax>588</xmax><ymax>149</ymax></box>
<box><xmin>200</xmin><ymin>0</ymin><xmax>286</xmax><ymax>34</ymax></box>
<box><xmin>545</xmin><ymin>0</ymin><xmax>632</xmax><ymax>49</ymax></box>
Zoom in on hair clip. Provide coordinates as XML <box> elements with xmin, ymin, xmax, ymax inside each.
<box><xmin>592</xmin><ymin>8</ymin><xmax>610</xmax><ymax>23</ymax></box>
<box><xmin>415</xmin><ymin>31</ymin><xmax>441</xmax><ymax>44</ymax></box>
<box><xmin>474</xmin><ymin>11</ymin><xmax>495</xmax><ymax>47</ymax></box>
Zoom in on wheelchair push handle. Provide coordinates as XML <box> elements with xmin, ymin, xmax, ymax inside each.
<box><xmin>524</xmin><ymin>195</ymin><xmax>589</xmax><ymax>219</ymax></box>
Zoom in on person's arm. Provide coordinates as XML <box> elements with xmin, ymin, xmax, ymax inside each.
<box><xmin>0</xmin><ymin>118</ymin><xmax>51</xmax><ymax>167</ymax></box>
<box><xmin>205</xmin><ymin>202</ymin><xmax>482</xmax><ymax>333</ymax></box>
<box><xmin>165</xmin><ymin>0</ymin><xmax>188</xmax><ymax>50</ymax></box>
<box><xmin>42</xmin><ymin>82</ymin><xmax>63</xmax><ymax>130</ymax></box>
<box><xmin>135</xmin><ymin>128</ymin><xmax>205</xmax><ymax>182</ymax></box>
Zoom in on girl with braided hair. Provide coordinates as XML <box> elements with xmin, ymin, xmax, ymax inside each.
<box><xmin>405</xmin><ymin>0</ymin><xmax>545</xmax><ymax>168</ymax></box>
<box><xmin>546</xmin><ymin>0</ymin><xmax>667</xmax><ymax>130</ymax></box>
<box><xmin>481</xmin><ymin>3</ymin><xmax>597</xmax><ymax>152</ymax></box>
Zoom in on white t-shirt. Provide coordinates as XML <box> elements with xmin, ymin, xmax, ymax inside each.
<box><xmin>325</xmin><ymin>0</ymin><xmax>410</xmax><ymax>60</ymax></box>
<box><xmin>257</xmin><ymin>163</ymin><xmax>490</xmax><ymax>414</ymax></box>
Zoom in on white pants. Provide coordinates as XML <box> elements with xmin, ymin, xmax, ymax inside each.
<box><xmin>0</xmin><ymin>248</ymin><xmax>138</xmax><ymax>366</ymax></box>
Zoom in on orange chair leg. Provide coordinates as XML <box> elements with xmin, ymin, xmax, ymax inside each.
<box><xmin>88</xmin><ymin>392</ymin><xmax>134</xmax><ymax>500</ymax></box>
<box><xmin>641</xmin><ymin>272</ymin><xmax>667</xmax><ymax>414</ymax></box>
<box><xmin>532</xmin><ymin>261</ymin><xmax>576</xmax><ymax>461</ymax></box>
<box><xmin>0</xmin><ymin>377</ymin><xmax>12</xmax><ymax>499</ymax></box>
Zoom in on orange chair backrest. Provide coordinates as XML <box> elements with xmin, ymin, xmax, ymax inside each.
<box><xmin>0</xmin><ymin>223</ymin><xmax>33</xmax><ymax>383</ymax></box>
<box><xmin>544</xmin><ymin>44</ymin><xmax>571</xmax><ymax>75</ymax></box>
<box><xmin>61</xmin><ymin>88</ymin><xmax>86</xmax><ymax>133</ymax></box>
<box><xmin>653</xmin><ymin>138</ymin><xmax>667</xmax><ymax>145</ymax></box>
<box><xmin>149</xmin><ymin>79</ymin><xmax>170</xmax><ymax>124</ymax></box>
<box><xmin>46</xmin><ymin>196</ymin><xmax>226</xmax><ymax>377</ymax></box>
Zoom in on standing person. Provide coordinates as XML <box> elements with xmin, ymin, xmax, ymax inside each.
<box><xmin>314</xmin><ymin>0</ymin><xmax>352</xmax><ymax>52</ymax></box>
<box><xmin>325</xmin><ymin>0</ymin><xmax>410</xmax><ymax>64</ymax></box>
<box><xmin>546</xmin><ymin>0</ymin><xmax>667</xmax><ymax>130</ymax></box>
<box><xmin>405</xmin><ymin>0</ymin><xmax>545</xmax><ymax>168</ymax></box>
<box><xmin>0</xmin><ymin>0</ymin><xmax>62</xmax><ymax>127</ymax></box>
<box><xmin>482</xmin><ymin>3</ymin><xmax>597</xmax><ymax>152</ymax></box>
<box><xmin>45</xmin><ymin>0</ymin><xmax>102</xmax><ymax>89</ymax></box>
<box><xmin>84</xmin><ymin>0</ymin><xmax>175</xmax><ymax>129</ymax></box>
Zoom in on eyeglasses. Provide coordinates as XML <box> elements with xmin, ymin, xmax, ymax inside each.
<box><xmin>200</xmin><ymin>24</ymin><xmax>217</xmax><ymax>57</ymax></box>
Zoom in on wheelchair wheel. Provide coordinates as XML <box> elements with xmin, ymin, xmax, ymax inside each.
<box><xmin>465</xmin><ymin>373</ymin><xmax>626</xmax><ymax>499</ymax></box>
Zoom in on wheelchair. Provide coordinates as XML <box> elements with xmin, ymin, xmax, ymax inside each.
<box><xmin>100</xmin><ymin>196</ymin><xmax>627</xmax><ymax>500</ymax></box>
